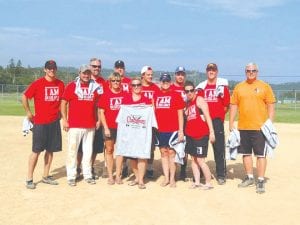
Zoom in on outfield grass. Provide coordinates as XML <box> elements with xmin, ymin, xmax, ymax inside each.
<box><xmin>0</xmin><ymin>99</ymin><xmax>299</xmax><ymax>123</ymax></box>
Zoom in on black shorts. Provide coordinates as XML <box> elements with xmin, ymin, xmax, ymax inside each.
<box><xmin>239</xmin><ymin>130</ymin><xmax>266</xmax><ymax>157</ymax></box>
<box><xmin>156</xmin><ymin>131</ymin><xmax>178</xmax><ymax>148</ymax></box>
<box><xmin>78</xmin><ymin>128</ymin><xmax>104</xmax><ymax>154</ymax></box>
<box><xmin>32</xmin><ymin>119</ymin><xmax>62</xmax><ymax>153</ymax></box>
<box><xmin>102</xmin><ymin>128</ymin><xmax>117</xmax><ymax>141</ymax></box>
<box><xmin>185</xmin><ymin>135</ymin><xmax>209</xmax><ymax>157</ymax></box>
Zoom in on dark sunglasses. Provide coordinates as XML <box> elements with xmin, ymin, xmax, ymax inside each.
<box><xmin>91</xmin><ymin>65</ymin><xmax>101</xmax><ymax>68</ymax></box>
<box><xmin>184</xmin><ymin>89</ymin><xmax>195</xmax><ymax>93</ymax></box>
<box><xmin>131</xmin><ymin>83</ymin><xmax>142</xmax><ymax>87</ymax></box>
<box><xmin>110</xmin><ymin>79</ymin><xmax>121</xmax><ymax>83</ymax></box>
<box><xmin>246</xmin><ymin>69</ymin><xmax>257</xmax><ymax>73</ymax></box>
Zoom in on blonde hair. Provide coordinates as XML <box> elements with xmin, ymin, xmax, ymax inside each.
<box><xmin>131</xmin><ymin>76</ymin><xmax>141</xmax><ymax>84</ymax></box>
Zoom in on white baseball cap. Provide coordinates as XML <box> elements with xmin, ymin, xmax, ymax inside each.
<box><xmin>141</xmin><ymin>65</ymin><xmax>152</xmax><ymax>75</ymax></box>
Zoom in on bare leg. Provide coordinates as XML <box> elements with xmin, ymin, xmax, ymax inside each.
<box><xmin>115</xmin><ymin>155</ymin><xmax>124</xmax><ymax>183</ymax></box>
<box><xmin>191</xmin><ymin>157</ymin><xmax>200</xmax><ymax>185</ymax></box>
<box><xmin>137</xmin><ymin>159</ymin><xmax>146</xmax><ymax>185</ymax></box>
<box><xmin>27</xmin><ymin>152</ymin><xmax>40</xmax><ymax>180</ymax></box>
<box><xmin>105</xmin><ymin>140</ymin><xmax>115</xmax><ymax>182</ymax></box>
<box><xmin>197</xmin><ymin>157</ymin><xmax>212</xmax><ymax>185</ymax></box>
<box><xmin>256</xmin><ymin>157</ymin><xmax>267</xmax><ymax>178</ymax></box>
<box><xmin>243</xmin><ymin>155</ymin><xmax>254</xmax><ymax>175</ymax></box>
<box><xmin>168</xmin><ymin>149</ymin><xmax>176</xmax><ymax>187</ymax></box>
<box><xmin>160</xmin><ymin>147</ymin><xmax>170</xmax><ymax>185</ymax></box>
<box><xmin>43</xmin><ymin>151</ymin><xmax>53</xmax><ymax>178</ymax></box>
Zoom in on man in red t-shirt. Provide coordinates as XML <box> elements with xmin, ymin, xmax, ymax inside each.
<box><xmin>22</xmin><ymin>60</ymin><xmax>65</xmax><ymax>189</ymax></box>
<box><xmin>77</xmin><ymin>58</ymin><xmax>106</xmax><ymax>180</ymax></box>
<box><xmin>141</xmin><ymin>65</ymin><xmax>160</xmax><ymax>179</ymax></box>
<box><xmin>61</xmin><ymin>65</ymin><xmax>102</xmax><ymax>186</ymax></box>
<box><xmin>196</xmin><ymin>63</ymin><xmax>230</xmax><ymax>185</ymax></box>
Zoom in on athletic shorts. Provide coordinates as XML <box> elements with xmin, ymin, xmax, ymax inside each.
<box><xmin>102</xmin><ymin>128</ymin><xmax>117</xmax><ymax>141</ymax></box>
<box><xmin>32</xmin><ymin>119</ymin><xmax>62</xmax><ymax>153</ymax></box>
<box><xmin>238</xmin><ymin>130</ymin><xmax>266</xmax><ymax>157</ymax></box>
<box><xmin>185</xmin><ymin>135</ymin><xmax>209</xmax><ymax>157</ymax></box>
<box><xmin>156</xmin><ymin>131</ymin><xmax>178</xmax><ymax>148</ymax></box>
<box><xmin>78</xmin><ymin>128</ymin><xmax>104</xmax><ymax>154</ymax></box>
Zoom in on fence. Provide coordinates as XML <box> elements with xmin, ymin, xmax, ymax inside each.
<box><xmin>0</xmin><ymin>84</ymin><xmax>299</xmax><ymax>110</ymax></box>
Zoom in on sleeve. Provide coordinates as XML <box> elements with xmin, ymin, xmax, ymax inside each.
<box><xmin>221</xmin><ymin>86</ymin><xmax>231</xmax><ymax>107</ymax></box>
<box><xmin>24</xmin><ymin>81</ymin><xmax>37</xmax><ymax>99</ymax></box>
<box><xmin>62</xmin><ymin>83</ymin><xmax>72</xmax><ymax>101</ymax></box>
<box><xmin>98</xmin><ymin>94</ymin><xmax>107</xmax><ymax>109</ymax></box>
<box><xmin>230</xmin><ymin>87</ymin><xmax>239</xmax><ymax>105</ymax></box>
<box><xmin>265</xmin><ymin>84</ymin><xmax>276</xmax><ymax>104</ymax></box>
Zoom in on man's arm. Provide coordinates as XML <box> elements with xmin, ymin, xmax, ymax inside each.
<box><xmin>60</xmin><ymin>99</ymin><xmax>69</xmax><ymax>131</ymax></box>
<box><xmin>267</xmin><ymin>103</ymin><xmax>275</xmax><ymax>122</ymax></box>
<box><xmin>229</xmin><ymin>104</ymin><xmax>238</xmax><ymax>131</ymax></box>
<box><xmin>22</xmin><ymin>94</ymin><xmax>34</xmax><ymax>122</ymax></box>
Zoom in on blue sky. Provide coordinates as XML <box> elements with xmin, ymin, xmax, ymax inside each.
<box><xmin>0</xmin><ymin>0</ymin><xmax>299</xmax><ymax>83</ymax></box>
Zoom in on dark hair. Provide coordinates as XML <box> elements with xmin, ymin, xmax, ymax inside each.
<box><xmin>184</xmin><ymin>80</ymin><xmax>195</xmax><ymax>88</ymax></box>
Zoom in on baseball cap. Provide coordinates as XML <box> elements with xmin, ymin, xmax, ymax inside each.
<box><xmin>79</xmin><ymin>64</ymin><xmax>92</xmax><ymax>73</ymax></box>
<box><xmin>206</xmin><ymin>63</ymin><xmax>218</xmax><ymax>71</ymax></box>
<box><xmin>160</xmin><ymin>73</ymin><xmax>171</xmax><ymax>82</ymax></box>
<box><xmin>175</xmin><ymin>66</ymin><xmax>186</xmax><ymax>73</ymax></box>
<box><xmin>44</xmin><ymin>60</ymin><xmax>57</xmax><ymax>70</ymax></box>
<box><xmin>114</xmin><ymin>60</ymin><xmax>125</xmax><ymax>68</ymax></box>
<box><xmin>141</xmin><ymin>65</ymin><xmax>152</xmax><ymax>75</ymax></box>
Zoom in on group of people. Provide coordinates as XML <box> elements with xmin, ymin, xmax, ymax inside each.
<box><xmin>22</xmin><ymin>58</ymin><xmax>276</xmax><ymax>194</ymax></box>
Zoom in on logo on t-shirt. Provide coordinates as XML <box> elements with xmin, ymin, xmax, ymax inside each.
<box><xmin>187</xmin><ymin>105</ymin><xmax>197</xmax><ymax>121</ymax></box>
<box><xmin>122</xmin><ymin>83</ymin><xmax>129</xmax><ymax>93</ymax></box>
<box><xmin>110</xmin><ymin>97</ymin><xmax>123</xmax><ymax>110</ymax></box>
<box><xmin>78</xmin><ymin>87</ymin><xmax>94</xmax><ymax>101</ymax></box>
<box><xmin>204</xmin><ymin>89</ymin><xmax>217</xmax><ymax>102</ymax></box>
<box><xmin>156</xmin><ymin>96</ymin><xmax>171</xmax><ymax>108</ymax></box>
<box><xmin>126</xmin><ymin>114</ymin><xmax>146</xmax><ymax>128</ymax></box>
<box><xmin>45</xmin><ymin>87</ymin><xmax>60</xmax><ymax>101</ymax></box>
<box><xmin>142</xmin><ymin>91</ymin><xmax>154</xmax><ymax>100</ymax></box>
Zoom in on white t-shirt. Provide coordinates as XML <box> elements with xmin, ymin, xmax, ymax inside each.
<box><xmin>115</xmin><ymin>105</ymin><xmax>157</xmax><ymax>158</ymax></box>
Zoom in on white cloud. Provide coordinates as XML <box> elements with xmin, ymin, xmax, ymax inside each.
<box><xmin>168</xmin><ymin>0</ymin><xmax>287</xmax><ymax>18</ymax></box>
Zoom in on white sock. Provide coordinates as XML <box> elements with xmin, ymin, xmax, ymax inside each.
<box><xmin>247</xmin><ymin>174</ymin><xmax>254</xmax><ymax>179</ymax></box>
<box><xmin>258</xmin><ymin>177</ymin><xmax>264</xmax><ymax>181</ymax></box>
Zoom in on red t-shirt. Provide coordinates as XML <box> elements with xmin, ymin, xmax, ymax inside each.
<box><xmin>154</xmin><ymin>89</ymin><xmax>185</xmax><ymax>132</ymax></box>
<box><xmin>185</xmin><ymin>97</ymin><xmax>209</xmax><ymax>139</ymax></box>
<box><xmin>198</xmin><ymin>84</ymin><xmax>230</xmax><ymax>121</ymax></box>
<box><xmin>141</xmin><ymin>83</ymin><xmax>160</xmax><ymax>100</ymax></box>
<box><xmin>120</xmin><ymin>76</ymin><xmax>131</xmax><ymax>93</ymax></box>
<box><xmin>24</xmin><ymin>77</ymin><xmax>65</xmax><ymax>124</ymax></box>
<box><xmin>170</xmin><ymin>84</ymin><xmax>186</xmax><ymax>101</ymax></box>
<box><xmin>98</xmin><ymin>89</ymin><xmax>126</xmax><ymax>129</ymax></box>
<box><xmin>94</xmin><ymin>76</ymin><xmax>107</xmax><ymax>93</ymax></box>
<box><xmin>62</xmin><ymin>82</ymin><xmax>100</xmax><ymax>128</ymax></box>
<box><xmin>123</xmin><ymin>94</ymin><xmax>152</xmax><ymax>105</ymax></box>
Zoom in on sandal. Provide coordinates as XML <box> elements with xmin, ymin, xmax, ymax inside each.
<box><xmin>115</xmin><ymin>178</ymin><xmax>123</xmax><ymax>185</ymax></box>
<box><xmin>107</xmin><ymin>178</ymin><xmax>115</xmax><ymax>185</ymax></box>
<box><xmin>189</xmin><ymin>183</ymin><xmax>201</xmax><ymax>189</ymax></box>
<box><xmin>138</xmin><ymin>183</ymin><xmax>146</xmax><ymax>189</ymax></box>
<box><xmin>128</xmin><ymin>180</ymin><xmax>138</xmax><ymax>186</ymax></box>
<box><xmin>160</xmin><ymin>181</ymin><xmax>169</xmax><ymax>187</ymax></box>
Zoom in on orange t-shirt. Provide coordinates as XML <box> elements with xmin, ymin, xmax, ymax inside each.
<box><xmin>230</xmin><ymin>80</ymin><xmax>276</xmax><ymax>130</ymax></box>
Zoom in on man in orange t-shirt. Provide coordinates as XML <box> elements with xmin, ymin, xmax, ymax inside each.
<box><xmin>229</xmin><ymin>62</ymin><xmax>276</xmax><ymax>194</ymax></box>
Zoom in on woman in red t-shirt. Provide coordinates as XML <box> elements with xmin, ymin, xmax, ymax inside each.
<box><xmin>98</xmin><ymin>72</ymin><xmax>126</xmax><ymax>185</ymax></box>
<box><xmin>184</xmin><ymin>81</ymin><xmax>215</xmax><ymax>189</ymax></box>
<box><xmin>154</xmin><ymin>73</ymin><xmax>185</xmax><ymax>188</ymax></box>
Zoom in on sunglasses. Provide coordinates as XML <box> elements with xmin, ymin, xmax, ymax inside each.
<box><xmin>110</xmin><ymin>79</ymin><xmax>121</xmax><ymax>83</ymax></box>
<box><xmin>131</xmin><ymin>83</ymin><xmax>142</xmax><ymax>87</ymax></box>
<box><xmin>246</xmin><ymin>69</ymin><xmax>257</xmax><ymax>73</ymax></box>
<box><xmin>184</xmin><ymin>89</ymin><xmax>195</xmax><ymax>93</ymax></box>
<box><xmin>91</xmin><ymin>65</ymin><xmax>101</xmax><ymax>68</ymax></box>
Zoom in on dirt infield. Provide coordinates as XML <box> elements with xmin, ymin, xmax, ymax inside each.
<box><xmin>0</xmin><ymin>116</ymin><xmax>299</xmax><ymax>225</ymax></box>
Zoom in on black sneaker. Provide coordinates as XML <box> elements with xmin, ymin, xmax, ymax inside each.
<box><xmin>217</xmin><ymin>178</ymin><xmax>226</xmax><ymax>185</ymax></box>
<box><xmin>256</xmin><ymin>180</ymin><xmax>265</xmax><ymax>194</ymax></box>
<box><xmin>122</xmin><ymin>166</ymin><xmax>129</xmax><ymax>178</ymax></box>
<box><xmin>238</xmin><ymin>176</ymin><xmax>254</xmax><ymax>188</ymax></box>
<box><xmin>26</xmin><ymin>180</ymin><xmax>36</xmax><ymax>189</ymax></box>
<box><xmin>146</xmin><ymin>169</ymin><xmax>154</xmax><ymax>179</ymax></box>
<box><xmin>92</xmin><ymin>167</ymin><xmax>99</xmax><ymax>180</ymax></box>
<box><xmin>85</xmin><ymin>178</ymin><xmax>96</xmax><ymax>185</ymax></box>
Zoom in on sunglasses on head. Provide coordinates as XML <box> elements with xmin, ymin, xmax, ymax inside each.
<box><xmin>110</xmin><ymin>79</ymin><xmax>121</xmax><ymax>83</ymax></box>
<box><xmin>131</xmin><ymin>83</ymin><xmax>142</xmax><ymax>87</ymax></box>
<box><xmin>184</xmin><ymin>89</ymin><xmax>195</xmax><ymax>93</ymax></box>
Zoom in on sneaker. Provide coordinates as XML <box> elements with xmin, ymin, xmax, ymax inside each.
<box><xmin>256</xmin><ymin>180</ymin><xmax>265</xmax><ymax>194</ymax></box>
<box><xmin>85</xmin><ymin>178</ymin><xmax>96</xmax><ymax>185</ymax></box>
<box><xmin>238</xmin><ymin>176</ymin><xmax>254</xmax><ymax>188</ymax></box>
<box><xmin>146</xmin><ymin>169</ymin><xmax>154</xmax><ymax>179</ymax></box>
<box><xmin>68</xmin><ymin>179</ymin><xmax>76</xmax><ymax>187</ymax></box>
<box><xmin>42</xmin><ymin>176</ymin><xmax>58</xmax><ymax>185</ymax></box>
<box><xmin>122</xmin><ymin>166</ymin><xmax>129</xmax><ymax>178</ymax></box>
<box><xmin>92</xmin><ymin>167</ymin><xmax>99</xmax><ymax>180</ymax></box>
<box><xmin>76</xmin><ymin>168</ymin><xmax>81</xmax><ymax>181</ymax></box>
<box><xmin>26</xmin><ymin>180</ymin><xmax>36</xmax><ymax>189</ymax></box>
<box><xmin>217</xmin><ymin>178</ymin><xmax>226</xmax><ymax>185</ymax></box>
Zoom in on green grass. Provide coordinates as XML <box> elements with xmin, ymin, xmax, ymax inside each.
<box><xmin>0</xmin><ymin>99</ymin><xmax>299</xmax><ymax>123</ymax></box>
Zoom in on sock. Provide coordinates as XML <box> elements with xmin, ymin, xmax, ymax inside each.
<box><xmin>247</xmin><ymin>174</ymin><xmax>254</xmax><ymax>179</ymax></box>
<box><xmin>258</xmin><ymin>177</ymin><xmax>264</xmax><ymax>181</ymax></box>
